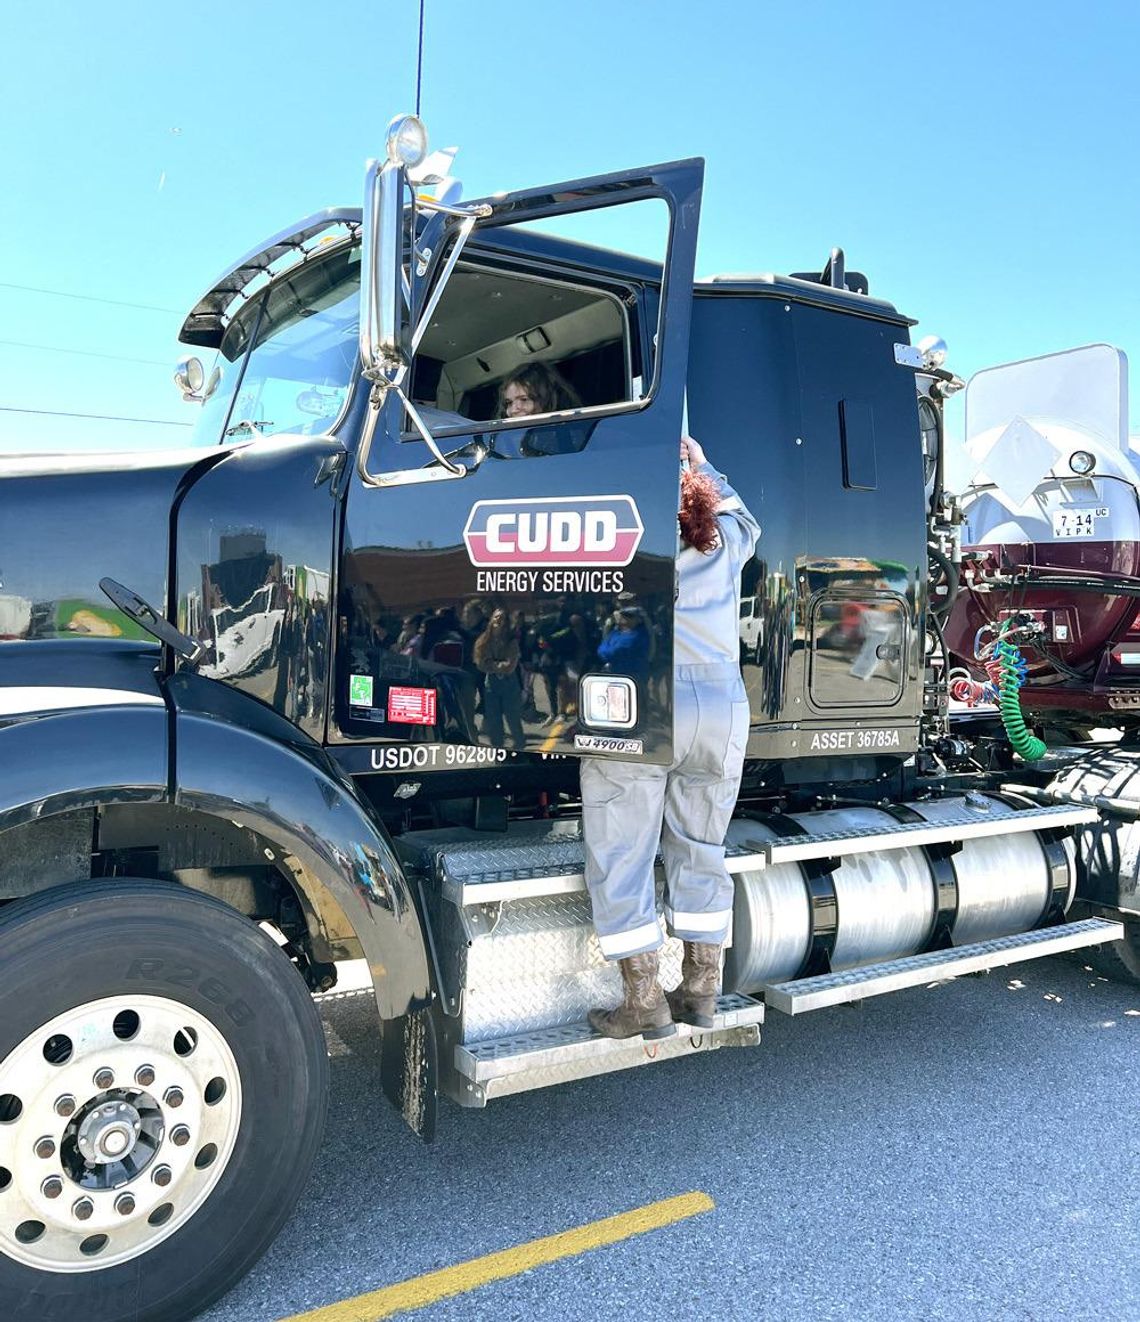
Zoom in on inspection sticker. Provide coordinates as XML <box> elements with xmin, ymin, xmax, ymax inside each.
<box><xmin>1051</xmin><ymin>507</ymin><xmax>1109</xmax><ymax>539</ymax></box>
<box><xmin>388</xmin><ymin>686</ymin><xmax>438</xmax><ymax>725</ymax></box>
<box><xmin>349</xmin><ymin>674</ymin><xmax>374</xmax><ymax>707</ymax></box>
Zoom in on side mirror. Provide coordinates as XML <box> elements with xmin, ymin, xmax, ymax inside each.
<box><xmin>359</xmin><ymin>114</ymin><xmax>429</xmax><ymax>382</ymax></box>
<box><xmin>356</xmin><ymin>114</ymin><xmax>492</xmax><ymax>487</ymax></box>
<box><xmin>173</xmin><ymin>356</ymin><xmax>205</xmax><ymax>402</ymax></box>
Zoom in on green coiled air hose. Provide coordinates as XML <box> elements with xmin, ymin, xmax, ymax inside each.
<box><xmin>995</xmin><ymin>625</ymin><xmax>1047</xmax><ymax>762</ymax></box>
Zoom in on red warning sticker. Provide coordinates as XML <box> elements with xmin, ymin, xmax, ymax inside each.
<box><xmin>387</xmin><ymin>686</ymin><xmax>438</xmax><ymax>725</ymax></box>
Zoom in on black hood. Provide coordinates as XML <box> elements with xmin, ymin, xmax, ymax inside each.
<box><xmin>0</xmin><ymin>445</ymin><xmax>231</xmax><ymax>643</ymax></box>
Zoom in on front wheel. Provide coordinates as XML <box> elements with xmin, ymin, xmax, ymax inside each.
<box><xmin>0</xmin><ymin>880</ymin><xmax>329</xmax><ymax>1322</ymax></box>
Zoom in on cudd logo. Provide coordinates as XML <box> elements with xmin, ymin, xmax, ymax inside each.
<box><xmin>463</xmin><ymin>495</ymin><xmax>644</xmax><ymax>567</ymax></box>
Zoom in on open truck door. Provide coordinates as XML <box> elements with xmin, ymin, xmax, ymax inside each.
<box><xmin>336</xmin><ymin>158</ymin><xmax>704</xmax><ymax>763</ymax></box>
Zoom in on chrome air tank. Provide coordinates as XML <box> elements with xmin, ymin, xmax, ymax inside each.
<box><xmin>724</xmin><ymin>795</ymin><xmax>1074</xmax><ymax>995</ymax></box>
<box><xmin>722</xmin><ymin>820</ymin><xmax>811</xmax><ymax>986</ymax></box>
<box><xmin>905</xmin><ymin>797</ymin><xmax>1074</xmax><ymax>943</ymax></box>
<box><xmin>789</xmin><ymin>806</ymin><xmax>938</xmax><ymax>972</ymax></box>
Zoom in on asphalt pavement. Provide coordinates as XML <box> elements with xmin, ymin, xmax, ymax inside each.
<box><xmin>201</xmin><ymin>953</ymin><xmax>1140</xmax><ymax>1322</ymax></box>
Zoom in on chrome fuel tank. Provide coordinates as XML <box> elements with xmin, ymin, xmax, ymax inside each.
<box><xmin>724</xmin><ymin>795</ymin><xmax>1074</xmax><ymax>994</ymax></box>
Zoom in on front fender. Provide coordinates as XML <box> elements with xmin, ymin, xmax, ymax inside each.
<box><xmin>174</xmin><ymin>712</ymin><xmax>430</xmax><ymax>1018</ymax></box>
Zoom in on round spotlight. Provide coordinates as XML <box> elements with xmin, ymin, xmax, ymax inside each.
<box><xmin>385</xmin><ymin>114</ymin><xmax>428</xmax><ymax>169</ymax></box>
<box><xmin>1069</xmin><ymin>450</ymin><xmax>1096</xmax><ymax>475</ymax></box>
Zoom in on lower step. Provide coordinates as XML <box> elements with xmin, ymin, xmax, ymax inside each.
<box><xmin>762</xmin><ymin>917</ymin><xmax>1124</xmax><ymax>1015</ymax></box>
<box><xmin>454</xmin><ymin>994</ymin><xmax>764</xmax><ymax>1104</ymax></box>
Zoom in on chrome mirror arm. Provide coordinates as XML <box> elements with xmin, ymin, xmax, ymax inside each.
<box><xmin>415</xmin><ymin>197</ymin><xmax>493</xmax><ymax>220</ymax></box>
<box><xmin>409</xmin><ymin>211</ymin><xmax>485</xmax><ymax>356</ymax></box>
<box><xmin>398</xmin><ymin>389</ymin><xmax>465</xmax><ymax>475</ymax></box>
<box><xmin>356</xmin><ymin>381</ymin><xmax>469</xmax><ymax>489</ymax></box>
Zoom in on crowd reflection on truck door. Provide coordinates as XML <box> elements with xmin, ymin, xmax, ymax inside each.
<box><xmin>185</xmin><ymin>530</ymin><xmax>332</xmax><ymax>736</ymax></box>
<box><xmin>336</xmin><ymin>567</ymin><xmax>674</xmax><ymax>753</ymax></box>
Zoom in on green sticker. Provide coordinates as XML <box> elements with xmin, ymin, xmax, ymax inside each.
<box><xmin>349</xmin><ymin>674</ymin><xmax>374</xmax><ymax>707</ymax></box>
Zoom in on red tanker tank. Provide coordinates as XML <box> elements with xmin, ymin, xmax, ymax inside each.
<box><xmin>943</xmin><ymin>344</ymin><xmax>1140</xmax><ymax>725</ymax></box>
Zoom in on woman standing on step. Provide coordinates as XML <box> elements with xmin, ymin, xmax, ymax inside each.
<box><xmin>580</xmin><ymin>435</ymin><xmax>760</xmax><ymax>1039</ymax></box>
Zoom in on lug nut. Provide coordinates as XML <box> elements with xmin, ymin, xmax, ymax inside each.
<box><xmin>163</xmin><ymin>1087</ymin><xmax>184</xmax><ymax>1109</ymax></box>
<box><xmin>114</xmin><ymin>1193</ymin><xmax>136</xmax><ymax>1216</ymax></box>
<box><xmin>34</xmin><ymin>1137</ymin><xmax>56</xmax><ymax>1160</ymax></box>
<box><xmin>135</xmin><ymin>1065</ymin><xmax>156</xmax><ymax>1087</ymax></box>
<box><xmin>41</xmin><ymin>1176</ymin><xmax>64</xmax><ymax>1200</ymax></box>
<box><xmin>170</xmin><ymin>1125</ymin><xmax>190</xmax><ymax>1147</ymax></box>
<box><xmin>152</xmin><ymin>1165</ymin><xmax>172</xmax><ymax>1188</ymax></box>
<box><xmin>93</xmin><ymin>1067</ymin><xmax>115</xmax><ymax>1089</ymax></box>
<box><xmin>54</xmin><ymin>1094</ymin><xmax>77</xmax><ymax>1119</ymax></box>
<box><xmin>73</xmin><ymin>1197</ymin><xmax>94</xmax><ymax>1221</ymax></box>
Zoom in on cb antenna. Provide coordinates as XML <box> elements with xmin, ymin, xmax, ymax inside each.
<box><xmin>415</xmin><ymin>0</ymin><xmax>426</xmax><ymax>117</ymax></box>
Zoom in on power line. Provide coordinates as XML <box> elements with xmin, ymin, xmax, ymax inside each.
<box><xmin>0</xmin><ymin>281</ymin><xmax>180</xmax><ymax>315</ymax></box>
<box><xmin>0</xmin><ymin>406</ymin><xmax>191</xmax><ymax>427</ymax></box>
<box><xmin>0</xmin><ymin>338</ymin><xmax>170</xmax><ymax>367</ymax></box>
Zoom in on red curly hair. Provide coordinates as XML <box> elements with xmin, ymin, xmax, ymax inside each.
<box><xmin>678</xmin><ymin>470</ymin><xmax>720</xmax><ymax>553</ymax></box>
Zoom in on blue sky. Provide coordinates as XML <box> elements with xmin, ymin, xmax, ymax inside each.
<box><xmin>2</xmin><ymin>0</ymin><xmax>1137</xmax><ymax>480</ymax></box>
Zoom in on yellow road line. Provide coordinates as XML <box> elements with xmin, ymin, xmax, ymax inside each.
<box><xmin>281</xmin><ymin>1191</ymin><xmax>714</xmax><ymax>1322</ymax></box>
<box><xmin>538</xmin><ymin>715</ymin><xmax>568</xmax><ymax>753</ymax></box>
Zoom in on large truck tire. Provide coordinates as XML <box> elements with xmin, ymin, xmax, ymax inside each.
<box><xmin>0</xmin><ymin>879</ymin><xmax>330</xmax><ymax>1322</ymax></box>
<box><xmin>1050</xmin><ymin>749</ymin><xmax>1140</xmax><ymax>987</ymax></box>
<box><xmin>1083</xmin><ymin>917</ymin><xmax>1140</xmax><ymax>987</ymax></box>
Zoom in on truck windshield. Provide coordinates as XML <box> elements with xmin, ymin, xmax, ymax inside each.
<box><xmin>191</xmin><ymin>243</ymin><xmax>362</xmax><ymax>445</ymax></box>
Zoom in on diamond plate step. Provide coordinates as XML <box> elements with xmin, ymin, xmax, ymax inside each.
<box><xmin>397</xmin><ymin>824</ymin><xmax>589</xmax><ymax>904</ymax></box>
<box><xmin>454</xmin><ymin>994</ymin><xmax>764</xmax><ymax>1102</ymax></box>
<box><xmin>762</xmin><ymin>917</ymin><xmax>1124</xmax><ymax>1015</ymax></box>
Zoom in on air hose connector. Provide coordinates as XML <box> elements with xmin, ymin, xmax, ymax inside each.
<box><xmin>994</xmin><ymin>624</ymin><xmax>1047</xmax><ymax>762</ymax></box>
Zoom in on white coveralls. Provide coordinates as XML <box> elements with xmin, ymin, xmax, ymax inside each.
<box><xmin>580</xmin><ymin>458</ymin><xmax>761</xmax><ymax>959</ymax></box>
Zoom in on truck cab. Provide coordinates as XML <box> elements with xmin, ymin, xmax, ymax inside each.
<box><xmin>0</xmin><ymin>115</ymin><xmax>1134</xmax><ymax>1322</ymax></box>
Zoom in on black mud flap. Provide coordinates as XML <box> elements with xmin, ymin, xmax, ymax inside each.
<box><xmin>380</xmin><ymin>1005</ymin><xmax>438</xmax><ymax>1143</ymax></box>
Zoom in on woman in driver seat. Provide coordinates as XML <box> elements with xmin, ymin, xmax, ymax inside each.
<box><xmin>498</xmin><ymin>363</ymin><xmax>585</xmax><ymax>457</ymax></box>
<box><xmin>500</xmin><ymin>362</ymin><xmax>581</xmax><ymax>418</ymax></box>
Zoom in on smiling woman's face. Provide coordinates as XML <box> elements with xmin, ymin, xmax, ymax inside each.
<box><xmin>503</xmin><ymin>382</ymin><xmax>539</xmax><ymax>418</ymax></box>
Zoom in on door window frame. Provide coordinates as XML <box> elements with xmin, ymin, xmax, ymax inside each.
<box><xmin>405</xmin><ymin>257</ymin><xmax>638</xmax><ymax>443</ymax></box>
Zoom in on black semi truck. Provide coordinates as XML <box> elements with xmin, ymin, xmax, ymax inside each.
<box><xmin>2</xmin><ymin>115</ymin><xmax>1137</xmax><ymax>1321</ymax></box>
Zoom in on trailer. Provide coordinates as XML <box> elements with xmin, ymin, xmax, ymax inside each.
<box><xmin>1</xmin><ymin>115</ymin><xmax>1135</xmax><ymax>1321</ymax></box>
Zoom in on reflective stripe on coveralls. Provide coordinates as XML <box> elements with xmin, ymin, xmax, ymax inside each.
<box><xmin>581</xmin><ymin>662</ymin><xmax>750</xmax><ymax>957</ymax></box>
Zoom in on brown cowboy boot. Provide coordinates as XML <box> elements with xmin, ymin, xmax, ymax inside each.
<box><xmin>666</xmin><ymin>941</ymin><xmax>722</xmax><ymax>1029</ymax></box>
<box><xmin>588</xmin><ymin>950</ymin><xmax>676</xmax><ymax>1040</ymax></box>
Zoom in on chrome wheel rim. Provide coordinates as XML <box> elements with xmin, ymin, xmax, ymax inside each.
<box><xmin>0</xmin><ymin>994</ymin><xmax>242</xmax><ymax>1272</ymax></box>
